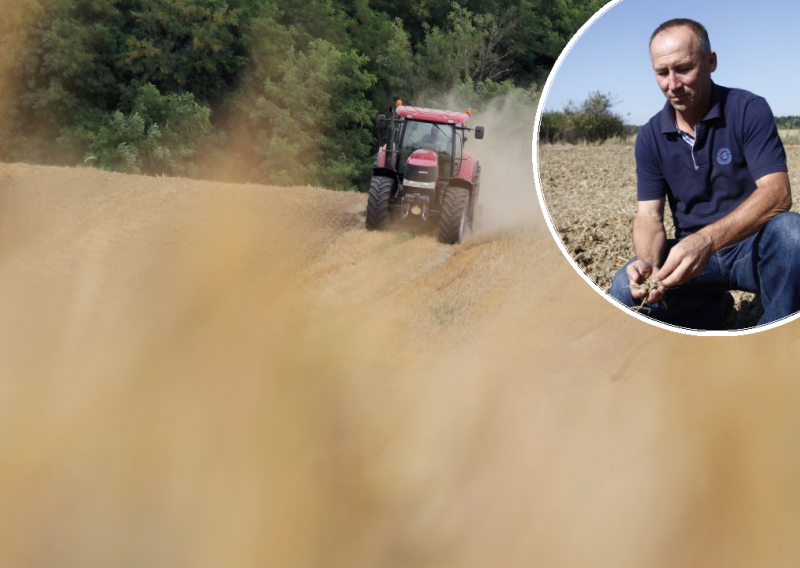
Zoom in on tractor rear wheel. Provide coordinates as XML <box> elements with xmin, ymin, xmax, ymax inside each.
<box><xmin>365</xmin><ymin>176</ymin><xmax>393</xmax><ymax>230</ymax></box>
<box><xmin>438</xmin><ymin>187</ymin><xmax>470</xmax><ymax>244</ymax></box>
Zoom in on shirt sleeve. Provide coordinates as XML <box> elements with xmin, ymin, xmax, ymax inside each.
<box><xmin>635</xmin><ymin>121</ymin><xmax>669</xmax><ymax>201</ymax></box>
<box><xmin>742</xmin><ymin>96</ymin><xmax>787</xmax><ymax>181</ymax></box>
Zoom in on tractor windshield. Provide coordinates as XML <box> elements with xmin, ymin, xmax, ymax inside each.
<box><xmin>398</xmin><ymin>121</ymin><xmax>454</xmax><ymax>175</ymax></box>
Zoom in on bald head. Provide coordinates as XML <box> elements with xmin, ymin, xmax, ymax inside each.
<box><xmin>650</xmin><ymin>18</ymin><xmax>711</xmax><ymax>58</ymax></box>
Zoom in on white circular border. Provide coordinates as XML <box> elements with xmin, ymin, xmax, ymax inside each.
<box><xmin>531</xmin><ymin>0</ymin><xmax>800</xmax><ymax>336</ymax></box>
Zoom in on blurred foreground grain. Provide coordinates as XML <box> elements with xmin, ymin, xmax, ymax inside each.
<box><xmin>0</xmin><ymin>163</ymin><xmax>799</xmax><ymax>567</ymax></box>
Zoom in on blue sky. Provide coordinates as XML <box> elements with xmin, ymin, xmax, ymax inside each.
<box><xmin>541</xmin><ymin>0</ymin><xmax>800</xmax><ymax>125</ymax></box>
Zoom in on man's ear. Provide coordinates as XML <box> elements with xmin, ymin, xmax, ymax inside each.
<box><xmin>708</xmin><ymin>50</ymin><xmax>718</xmax><ymax>72</ymax></box>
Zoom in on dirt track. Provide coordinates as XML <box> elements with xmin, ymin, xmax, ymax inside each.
<box><xmin>2</xmin><ymin>161</ymin><xmax>800</xmax><ymax>567</ymax></box>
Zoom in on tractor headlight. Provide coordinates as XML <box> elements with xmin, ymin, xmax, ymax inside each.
<box><xmin>403</xmin><ymin>179</ymin><xmax>436</xmax><ymax>190</ymax></box>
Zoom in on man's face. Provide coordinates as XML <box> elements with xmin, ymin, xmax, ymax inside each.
<box><xmin>650</xmin><ymin>26</ymin><xmax>717</xmax><ymax>119</ymax></box>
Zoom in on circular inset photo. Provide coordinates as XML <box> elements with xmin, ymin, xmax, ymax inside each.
<box><xmin>534</xmin><ymin>0</ymin><xmax>800</xmax><ymax>335</ymax></box>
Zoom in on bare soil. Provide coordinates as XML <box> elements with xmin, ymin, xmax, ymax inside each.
<box><xmin>2</xmin><ymin>161</ymin><xmax>800</xmax><ymax>567</ymax></box>
<box><xmin>538</xmin><ymin>144</ymin><xmax>800</xmax><ymax>329</ymax></box>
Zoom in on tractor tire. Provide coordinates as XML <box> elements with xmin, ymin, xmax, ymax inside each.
<box><xmin>438</xmin><ymin>187</ymin><xmax>470</xmax><ymax>244</ymax></box>
<box><xmin>365</xmin><ymin>176</ymin><xmax>393</xmax><ymax>231</ymax></box>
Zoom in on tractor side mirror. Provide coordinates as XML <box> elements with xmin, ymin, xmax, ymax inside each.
<box><xmin>475</xmin><ymin>126</ymin><xmax>485</xmax><ymax>140</ymax></box>
<box><xmin>375</xmin><ymin>114</ymin><xmax>387</xmax><ymax>130</ymax></box>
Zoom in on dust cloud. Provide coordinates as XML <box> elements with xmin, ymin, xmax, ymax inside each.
<box><xmin>0</xmin><ymin>0</ymin><xmax>43</xmax><ymax>153</ymax></box>
<box><xmin>1</xmin><ymin>161</ymin><xmax>800</xmax><ymax>567</ymax></box>
<box><xmin>470</xmin><ymin>93</ymin><xmax>543</xmax><ymax>232</ymax></box>
<box><xmin>414</xmin><ymin>89</ymin><xmax>544</xmax><ymax>233</ymax></box>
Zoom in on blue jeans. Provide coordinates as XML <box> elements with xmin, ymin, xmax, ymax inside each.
<box><xmin>608</xmin><ymin>212</ymin><xmax>800</xmax><ymax>330</ymax></box>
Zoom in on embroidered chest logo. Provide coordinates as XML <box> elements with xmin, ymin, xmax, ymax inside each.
<box><xmin>717</xmin><ymin>147</ymin><xmax>733</xmax><ymax>165</ymax></box>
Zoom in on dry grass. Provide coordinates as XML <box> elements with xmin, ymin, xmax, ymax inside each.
<box><xmin>541</xmin><ymin>132</ymin><xmax>638</xmax><ymax>147</ymax></box>
<box><xmin>779</xmin><ymin>128</ymin><xmax>800</xmax><ymax>146</ymax></box>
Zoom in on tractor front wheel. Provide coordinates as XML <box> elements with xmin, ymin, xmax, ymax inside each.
<box><xmin>438</xmin><ymin>187</ymin><xmax>470</xmax><ymax>244</ymax></box>
<box><xmin>365</xmin><ymin>176</ymin><xmax>393</xmax><ymax>230</ymax></box>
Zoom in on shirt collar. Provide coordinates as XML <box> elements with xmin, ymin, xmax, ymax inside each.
<box><xmin>659</xmin><ymin>82</ymin><xmax>722</xmax><ymax>135</ymax></box>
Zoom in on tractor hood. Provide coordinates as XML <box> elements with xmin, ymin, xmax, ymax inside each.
<box><xmin>407</xmin><ymin>149</ymin><xmax>438</xmax><ymax>168</ymax></box>
<box><xmin>403</xmin><ymin>149</ymin><xmax>438</xmax><ymax>191</ymax></box>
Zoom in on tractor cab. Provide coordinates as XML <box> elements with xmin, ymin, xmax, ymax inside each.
<box><xmin>397</xmin><ymin>120</ymin><xmax>456</xmax><ymax>181</ymax></box>
<box><xmin>368</xmin><ymin>101</ymin><xmax>485</xmax><ymax>244</ymax></box>
<box><xmin>398</xmin><ymin>121</ymin><xmax>455</xmax><ymax>181</ymax></box>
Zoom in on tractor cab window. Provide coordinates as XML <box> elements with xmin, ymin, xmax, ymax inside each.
<box><xmin>398</xmin><ymin>122</ymin><xmax>454</xmax><ymax>176</ymax></box>
<box><xmin>417</xmin><ymin>124</ymin><xmax>451</xmax><ymax>154</ymax></box>
<box><xmin>400</xmin><ymin>122</ymin><xmax>452</xmax><ymax>157</ymax></box>
<box><xmin>453</xmin><ymin>130</ymin><xmax>463</xmax><ymax>173</ymax></box>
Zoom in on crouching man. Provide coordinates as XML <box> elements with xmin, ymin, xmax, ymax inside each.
<box><xmin>608</xmin><ymin>18</ymin><xmax>800</xmax><ymax>329</ymax></box>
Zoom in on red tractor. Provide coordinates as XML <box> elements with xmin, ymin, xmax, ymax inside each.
<box><xmin>366</xmin><ymin>101</ymin><xmax>484</xmax><ymax>244</ymax></box>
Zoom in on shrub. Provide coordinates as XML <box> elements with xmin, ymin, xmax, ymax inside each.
<box><xmin>541</xmin><ymin>91</ymin><xmax>626</xmax><ymax>144</ymax></box>
<box><xmin>82</xmin><ymin>84</ymin><xmax>211</xmax><ymax>175</ymax></box>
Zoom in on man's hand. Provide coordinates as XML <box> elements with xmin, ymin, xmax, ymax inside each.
<box><xmin>629</xmin><ymin>198</ymin><xmax>667</xmax><ymax>303</ymax></box>
<box><xmin>626</xmin><ymin>231</ymin><xmax>713</xmax><ymax>303</ymax></box>
<box><xmin>630</xmin><ymin>172</ymin><xmax>790</xmax><ymax>298</ymax></box>
<box><xmin>653</xmin><ymin>231</ymin><xmax>714</xmax><ymax>288</ymax></box>
<box><xmin>626</xmin><ymin>259</ymin><xmax>663</xmax><ymax>303</ymax></box>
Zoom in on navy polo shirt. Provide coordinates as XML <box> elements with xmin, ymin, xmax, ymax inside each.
<box><xmin>635</xmin><ymin>83</ymin><xmax>787</xmax><ymax>235</ymax></box>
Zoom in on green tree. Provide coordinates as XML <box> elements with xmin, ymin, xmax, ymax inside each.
<box><xmin>3</xmin><ymin>0</ymin><xmax>247</xmax><ymax>170</ymax></box>
<box><xmin>7</xmin><ymin>0</ymin><xmax>126</xmax><ymax>163</ymax></box>
<box><xmin>0</xmin><ymin>0</ymin><xmax>46</xmax><ymax>158</ymax></box>
<box><xmin>415</xmin><ymin>3</ymin><xmax>513</xmax><ymax>91</ymax></box>
<box><xmin>541</xmin><ymin>91</ymin><xmax>626</xmax><ymax>144</ymax></box>
<box><xmin>367</xmin><ymin>0</ymin><xmax>453</xmax><ymax>47</ymax></box>
<box><xmin>502</xmin><ymin>0</ymin><xmax>606</xmax><ymax>83</ymax></box>
<box><xmin>406</xmin><ymin>2</ymin><xmax>541</xmax><ymax>108</ymax></box>
<box><xmin>250</xmin><ymin>39</ymin><xmax>376</xmax><ymax>191</ymax></box>
<box><xmin>122</xmin><ymin>0</ymin><xmax>250</xmax><ymax>104</ymax></box>
<box><xmin>1</xmin><ymin>0</ymin><xmax>607</xmax><ymax>185</ymax></box>
<box><xmin>80</xmin><ymin>83</ymin><xmax>211</xmax><ymax>175</ymax></box>
<box><xmin>566</xmin><ymin>91</ymin><xmax>625</xmax><ymax>142</ymax></box>
<box><xmin>372</xmin><ymin>0</ymin><xmax>605</xmax><ymax>86</ymax></box>
<box><xmin>340</xmin><ymin>0</ymin><xmax>414</xmax><ymax>112</ymax></box>
<box><xmin>266</xmin><ymin>0</ymin><xmax>352</xmax><ymax>50</ymax></box>
<box><xmin>539</xmin><ymin>111</ymin><xmax>566</xmax><ymax>143</ymax></box>
<box><xmin>775</xmin><ymin>116</ymin><xmax>800</xmax><ymax>129</ymax></box>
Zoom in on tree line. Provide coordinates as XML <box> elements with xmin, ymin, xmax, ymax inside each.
<box><xmin>539</xmin><ymin>91</ymin><xmax>633</xmax><ymax>144</ymax></box>
<box><xmin>775</xmin><ymin>117</ymin><xmax>800</xmax><ymax>129</ymax></box>
<box><xmin>0</xmin><ymin>0</ymin><xmax>604</xmax><ymax>191</ymax></box>
<box><xmin>540</xmin><ymin>96</ymin><xmax>800</xmax><ymax>144</ymax></box>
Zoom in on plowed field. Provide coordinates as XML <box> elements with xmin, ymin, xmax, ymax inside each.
<box><xmin>539</xmin><ymin>144</ymin><xmax>800</xmax><ymax>328</ymax></box>
<box><xmin>1</xmin><ymin>159</ymin><xmax>800</xmax><ymax>567</ymax></box>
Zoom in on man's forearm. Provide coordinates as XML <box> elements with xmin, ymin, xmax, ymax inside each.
<box><xmin>696</xmin><ymin>171</ymin><xmax>792</xmax><ymax>251</ymax></box>
<box><xmin>633</xmin><ymin>213</ymin><xmax>667</xmax><ymax>267</ymax></box>
<box><xmin>650</xmin><ymin>172</ymin><xmax>792</xmax><ymax>290</ymax></box>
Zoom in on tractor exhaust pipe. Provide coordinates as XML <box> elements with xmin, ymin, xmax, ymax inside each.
<box><xmin>386</xmin><ymin>117</ymin><xmax>396</xmax><ymax>170</ymax></box>
<box><xmin>386</xmin><ymin>99</ymin><xmax>406</xmax><ymax>170</ymax></box>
